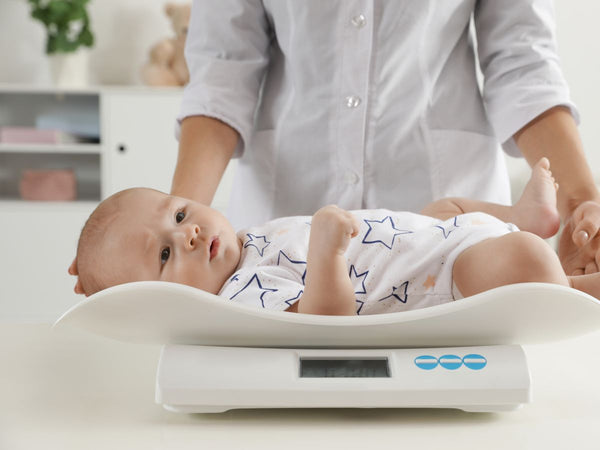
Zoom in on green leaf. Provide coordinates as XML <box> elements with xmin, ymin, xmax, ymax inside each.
<box><xmin>31</xmin><ymin>0</ymin><xmax>95</xmax><ymax>53</ymax></box>
<box><xmin>48</xmin><ymin>2</ymin><xmax>70</xmax><ymax>23</ymax></box>
<box><xmin>31</xmin><ymin>10</ymin><xmax>46</xmax><ymax>23</ymax></box>
<box><xmin>47</xmin><ymin>35</ymin><xmax>58</xmax><ymax>53</ymax></box>
<box><xmin>80</xmin><ymin>28</ymin><xmax>94</xmax><ymax>47</ymax></box>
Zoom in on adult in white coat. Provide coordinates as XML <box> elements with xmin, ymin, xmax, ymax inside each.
<box><xmin>171</xmin><ymin>0</ymin><xmax>600</xmax><ymax>277</ymax></box>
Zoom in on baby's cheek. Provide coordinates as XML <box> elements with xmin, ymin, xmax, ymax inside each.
<box><xmin>163</xmin><ymin>261</ymin><xmax>195</xmax><ymax>286</ymax></box>
<box><xmin>193</xmin><ymin>272</ymin><xmax>224</xmax><ymax>295</ymax></box>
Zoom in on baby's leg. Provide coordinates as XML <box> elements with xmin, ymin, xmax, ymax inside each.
<box><xmin>453</xmin><ymin>231</ymin><xmax>569</xmax><ymax>298</ymax></box>
<box><xmin>420</xmin><ymin>158</ymin><xmax>560</xmax><ymax>239</ymax></box>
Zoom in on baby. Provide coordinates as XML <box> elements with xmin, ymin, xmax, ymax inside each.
<box><xmin>69</xmin><ymin>158</ymin><xmax>600</xmax><ymax>315</ymax></box>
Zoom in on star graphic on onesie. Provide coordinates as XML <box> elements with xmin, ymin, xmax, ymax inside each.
<box><xmin>355</xmin><ymin>299</ymin><xmax>365</xmax><ymax>315</ymax></box>
<box><xmin>423</xmin><ymin>275</ymin><xmax>436</xmax><ymax>290</ymax></box>
<box><xmin>284</xmin><ymin>290</ymin><xmax>303</xmax><ymax>308</ymax></box>
<box><xmin>349</xmin><ymin>265</ymin><xmax>369</xmax><ymax>294</ymax></box>
<box><xmin>243</xmin><ymin>233</ymin><xmax>271</xmax><ymax>256</ymax></box>
<box><xmin>277</xmin><ymin>251</ymin><xmax>307</xmax><ymax>284</ymax></box>
<box><xmin>362</xmin><ymin>216</ymin><xmax>413</xmax><ymax>249</ymax></box>
<box><xmin>434</xmin><ymin>216</ymin><xmax>460</xmax><ymax>239</ymax></box>
<box><xmin>377</xmin><ymin>281</ymin><xmax>409</xmax><ymax>304</ymax></box>
<box><xmin>229</xmin><ymin>273</ymin><xmax>278</xmax><ymax>308</ymax></box>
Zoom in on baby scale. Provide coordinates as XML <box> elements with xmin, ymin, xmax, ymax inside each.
<box><xmin>55</xmin><ymin>281</ymin><xmax>600</xmax><ymax>413</ymax></box>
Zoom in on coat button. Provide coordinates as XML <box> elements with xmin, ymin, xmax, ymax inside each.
<box><xmin>344</xmin><ymin>170</ymin><xmax>360</xmax><ymax>185</ymax></box>
<box><xmin>345</xmin><ymin>95</ymin><xmax>361</xmax><ymax>108</ymax></box>
<box><xmin>351</xmin><ymin>14</ymin><xmax>366</xmax><ymax>28</ymax></box>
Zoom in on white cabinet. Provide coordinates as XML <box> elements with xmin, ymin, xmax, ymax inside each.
<box><xmin>102</xmin><ymin>91</ymin><xmax>180</xmax><ymax>196</ymax></box>
<box><xmin>0</xmin><ymin>203</ymin><xmax>96</xmax><ymax>321</ymax></box>
<box><xmin>0</xmin><ymin>86</ymin><xmax>183</xmax><ymax>321</ymax></box>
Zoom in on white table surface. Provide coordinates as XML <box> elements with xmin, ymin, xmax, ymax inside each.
<box><xmin>2</xmin><ymin>323</ymin><xmax>600</xmax><ymax>450</ymax></box>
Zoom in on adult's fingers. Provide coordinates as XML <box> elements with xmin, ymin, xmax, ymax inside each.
<box><xmin>572</xmin><ymin>202</ymin><xmax>600</xmax><ymax>247</ymax></box>
<box><xmin>584</xmin><ymin>261</ymin><xmax>599</xmax><ymax>275</ymax></box>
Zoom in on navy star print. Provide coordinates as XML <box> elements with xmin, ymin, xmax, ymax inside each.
<box><xmin>377</xmin><ymin>281</ymin><xmax>409</xmax><ymax>304</ymax></box>
<box><xmin>349</xmin><ymin>265</ymin><xmax>368</xmax><ymax>295</ymax></box>
<box><xmin>284</xmin><ymin>290</ymin><xmax>303</xmax><ymax>308</ymax></box>
<box><xmin>356</xmin><ymin>299</ymin><xmax>365</xmax><ymax>315</ymax></box>
<box><xmin>243</xmin><ymin>233</ymin><xmax>271</xmax><ymax>256</ymax></box>
<box><xmin>434</xmin><ymin>216</ymin><xmax>460</xmax><ymax>239</ymax></box>
<box><xmin>229</xmin><ymin>273</ymin><xmax>278</xmax><ymax>308</ymax></box>
<box><xmin>277</xmin><ymin>250</ymin><xmax>307</xmax><ymax>285</ymax></box>
<box><xmin>362</xmin><ymin>216</ymin><xmax>413</xmax><ymax>249</ymax></box>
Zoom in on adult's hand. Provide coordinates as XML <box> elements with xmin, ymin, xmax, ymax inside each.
<box><xmin>558</xmin><ymin>200</ymin><xmax>600</xmax><ymax>275</ymax></box>
<box><xmin>512</xmin><ymin>107</ymin><xmax>600</xmax><ymax>274</ymax></box>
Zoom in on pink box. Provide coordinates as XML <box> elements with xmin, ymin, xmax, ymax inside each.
<box><xmin>19</xmin><ymin>169</ymin><xmax>77</xmax><ymax>201</ymax></box>
<box><xmin>0</xmin><ymin>127</ymin><xmax>76</xmax><ymax>144</ymax></box>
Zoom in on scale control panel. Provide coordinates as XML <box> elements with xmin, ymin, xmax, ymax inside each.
<box><xmin>156</xmin><ymin>345</ymin><xmax>531</xmax><ymax>413</ymax></box>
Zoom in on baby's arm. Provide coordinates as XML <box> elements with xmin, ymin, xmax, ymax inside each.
<box><xmin>291</xmin><ymin>205</ymin><xmax>359</xmax><ymax>315</ymax></box>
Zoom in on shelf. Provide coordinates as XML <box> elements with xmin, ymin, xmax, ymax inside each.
<box><xmin>0</xmin><ymin>83</ymin><xmax>184</xmax><ymax>95</ymax></box>
<box><xmin>0</xmin><ymin>199</ymin><xmax>98</xmax><ymax>213</ymax></box>
<box><xmin>0</xmin><ymin>143</ymin><xmax>101</xmax><ymax>154</ymax></box>
<box><xmin>0</xmin><ymin>89</ymin><xmax>102</xmax><ymax>202</ymax></box>
<box><xmin>0</xmin><ymin>91</ymin><xmax>100</xmax><ymax>140</ymax></box>
<box><xmin>0</xmin><ymin>151</ymin><xmax>101</xmax><ymax>201</ymax></box>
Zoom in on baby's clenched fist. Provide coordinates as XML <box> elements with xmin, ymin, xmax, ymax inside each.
<box><xmin>310</xmin><ymin>205</ymin><xmax>360</xmax><ymax>255</ymax></box>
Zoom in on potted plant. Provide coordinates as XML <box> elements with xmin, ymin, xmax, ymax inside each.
<box><xmin>28</xmin><ymin>0</ymin><xmax>95</xmax><ymax>86</ymax></box>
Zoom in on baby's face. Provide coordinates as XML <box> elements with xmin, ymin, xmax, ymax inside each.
<box><xmin>101</xmin><ymin>189</ymin><xmax>241</xmax><ymax>294</ymax></box>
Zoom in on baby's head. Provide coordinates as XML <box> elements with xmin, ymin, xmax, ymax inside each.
<box><xmin>75</xmin><ymin>188</ymin><xmax>241</xmax><ymax>296</ymax></box>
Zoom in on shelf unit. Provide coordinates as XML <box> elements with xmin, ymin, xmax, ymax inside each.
<box><xmin>0</xmin><ymin>89</ymin><xmax>102</xmax><ymax>202</ymax></box>
<box><xmin>0</xmin><ymin>85</ymin><xmax>184</xmax><ymax>322</ymax></box>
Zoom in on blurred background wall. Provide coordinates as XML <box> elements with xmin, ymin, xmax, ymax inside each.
<box><xmin>0</xmin><ymin>0</ymin><xmax>598</xmax><ymax>187</ymax></box>
<box><xmin>0</xmin><ymin>0</ymin><xmax>172</xmax><ymax>86</ymax></box>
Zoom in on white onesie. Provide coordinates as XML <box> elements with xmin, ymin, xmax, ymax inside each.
<box><xmin>218</xmin><ymin>210</ymin><xmax>519</xmax><ymax>315</ymax></box>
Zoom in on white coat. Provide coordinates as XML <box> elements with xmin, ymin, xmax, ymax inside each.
<box><xmin>178</xmin><ymin>0</ymin><xmax>577</xmax><ymax>229</ymax></box>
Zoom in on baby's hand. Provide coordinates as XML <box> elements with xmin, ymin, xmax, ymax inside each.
<box><xmin>310</xmin><ymin>205</ymin><xmax>360</xmax><ymax>256</ymax></box>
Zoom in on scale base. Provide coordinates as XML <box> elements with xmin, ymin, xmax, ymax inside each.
<box><xmin>156</xmin><ymin>345</ymin><xmax>532</xmax><ymax>414</ymax></box>
<box><xmin>162</xmin><ymin>404</ymin><xmax>524</xmax><ymax>414</ymax></box>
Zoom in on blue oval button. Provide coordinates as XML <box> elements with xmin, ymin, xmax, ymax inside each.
<box><xmin>463</xmin><ymin>354</ymin><xmax>487</xmax><ymax>370</ymax></box>
<box><xmin>414</xmin><ymin>355</ymin><xmax>438</xmax><ymax>370</ymax></box>
<box><xmin>439</xmin><ymin>355</ymin><xmax>462</xmax><ymax>370</ymax></box>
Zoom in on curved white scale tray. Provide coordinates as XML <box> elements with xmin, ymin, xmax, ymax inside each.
<box><xmin>54</xmin><ymin>282</ymin><xmax>600</xmax><ymax>348</ymax></box>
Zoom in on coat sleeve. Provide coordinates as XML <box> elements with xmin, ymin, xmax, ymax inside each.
<box><xmin>474</xmin><ymin>0</ymin><xmax>579</xmax><ymax>156</ymax></box>
<box><xmin>176</xmin><ymin>0</ymin><xmax>271</xmax><ymax>157</ymax></box>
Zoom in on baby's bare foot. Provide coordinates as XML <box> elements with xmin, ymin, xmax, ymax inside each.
<box><xmin>512</xmin><ymin>157</ymin><xmax>560</xmax><ymax>239</ymax></box>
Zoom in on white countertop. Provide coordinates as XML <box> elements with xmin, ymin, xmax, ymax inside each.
<box><xmin>2</xmin><ymin>323</ymin><xmax>600</xmax><ymax>450</ymax></box>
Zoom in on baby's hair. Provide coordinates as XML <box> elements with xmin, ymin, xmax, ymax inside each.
<box><xmin>75</xmin><ymin>188</ymin><xmax>138</xmax><ymax>296</ymax></box>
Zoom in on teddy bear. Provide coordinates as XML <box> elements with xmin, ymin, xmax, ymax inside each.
<box><xmin>141</xmin><ymin>2</ymin><xmax>191</xmax><ymax>86</ymax></box>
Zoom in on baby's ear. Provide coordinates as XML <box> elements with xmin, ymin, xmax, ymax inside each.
<box><xmin>68</xmin><ymin>258</ymin><xmax>78</xmax><ymax>276</ymax></box>
<box><xmin>68</xmin><ymin>257</ymin><xmax>86</xmax><ymax>295</ymax></box>
<box><xmin>73</xmin><ymin>279</ymin><xmax>86</xmax><ymax>295</ymax></box>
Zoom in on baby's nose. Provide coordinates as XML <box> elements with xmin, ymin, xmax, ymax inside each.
<box><xmin>186</xmin><ymin>225</ymin><xmax>201</xmax><ymax>249</ymax></box>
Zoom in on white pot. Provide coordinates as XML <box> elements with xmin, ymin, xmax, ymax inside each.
<box><xmin>48</xmin><ymin>50</ymin><xmax>90</xmax><ymax>87</ymax></box>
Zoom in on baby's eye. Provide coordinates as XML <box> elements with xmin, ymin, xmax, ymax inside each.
<box><xmin>175</xmin><ymin>211</ymin><xmax>185</xmax><ymax>223</ymax></box>
<box><xmin>160</xmin><ymin>247</ymin><xmax>170</xmax><ymax>265</ymax></box>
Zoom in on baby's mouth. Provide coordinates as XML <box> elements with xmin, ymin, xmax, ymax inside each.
<box><xmin>209</xmin><ymin>236</ymin><xmax>220</xmax><ymax>261</ymax></box>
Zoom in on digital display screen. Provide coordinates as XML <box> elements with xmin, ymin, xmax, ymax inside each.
<box><xmin>300</xmin><ymin>358</ymin><xmax>390</xmax><ymax>378</ymax></box>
